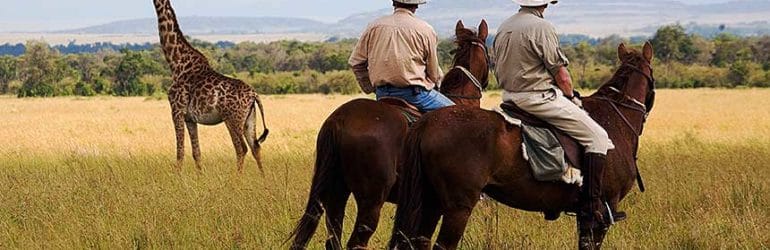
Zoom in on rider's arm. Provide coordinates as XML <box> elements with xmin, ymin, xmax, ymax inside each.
<box><xmin>425</xmin><ymin>29</ymin><xmax>444</xmax><ymax>88</ymax></box>
<box><xmin>349</xmin><ymin>28</ymin><xmax>375</xmax><ymax>94</ymax></box>
<box><xmin>538</xmin><ymin>24</ymin><xmax>572</xmax><ymax>97</ymax></box>
<box><xmin>554</xmin><ymin>66</ymin><xmax>575</xmax><ymax>98</ymax></box>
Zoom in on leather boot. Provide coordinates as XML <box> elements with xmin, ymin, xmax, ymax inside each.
<box><xmin>579</xmin><ymin>152</ymin><xmax>607</xmax><ymax>230</ymax></box>
<box><xmin>579</xmin><ymin>153</ymin><xmax>628</xmax><ymax>229</ymax></box>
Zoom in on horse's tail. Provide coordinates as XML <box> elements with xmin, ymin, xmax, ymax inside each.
<box><xmin>254</xmin><ymin>96</ymin><xmax>269</xmax><ymax>144</ymax></box>
<box><xmin>286</xmin><ymin>121</ymin><xmax>337</xmax><ymax>249</ymax></box>
<box><xmin>389</xmin><ymin>122</ymin><xmax>429</xmax><ymax>249</ymax></box>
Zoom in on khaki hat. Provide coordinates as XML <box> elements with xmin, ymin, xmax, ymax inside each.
<box><xmin>512</xmin><ymin>0</ymin><xmax>558</xmax><ymax>7</ymax></box>
<box><xmin>393</xmin><ymin>0</ymin><xmax>427</xmax><ymax>5</ymax></box>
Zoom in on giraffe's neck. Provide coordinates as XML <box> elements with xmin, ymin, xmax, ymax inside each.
<box><xmin>153</xmin><ymin>0</ymin><xmax>209</xmax><ymax>76</ymax></box>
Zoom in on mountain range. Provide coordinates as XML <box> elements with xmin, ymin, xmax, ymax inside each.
<box><xmin>59</xmin><ymin>0</ymin><xmax>770</xmax><ymax>38</ymax></box>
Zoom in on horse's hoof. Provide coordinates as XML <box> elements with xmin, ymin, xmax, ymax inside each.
<box><xmin>544</xmin><ymin>211</ymin><xmax>561</xmax><ymax>221</ymax></box>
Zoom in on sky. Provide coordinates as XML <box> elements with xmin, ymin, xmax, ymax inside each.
<box><xmin>0</xmin><ymin>0</ymin><xmax>734</xmax><ymax>32</ymax></box>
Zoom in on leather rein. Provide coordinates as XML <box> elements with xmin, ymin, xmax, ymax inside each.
<box><xmin>442</xmin><ymin>41</ymin><xmax>489</xmax><ymax>100</ymax></box>
<box><xmin>592</xmin><ymin>61</ymin><xmax>656</xmax><ymax>192</ymax></box>
<box><xmin>593</xmin><ymin>62</ymin><xmax>655</xmax><ymax>137</ymax></box>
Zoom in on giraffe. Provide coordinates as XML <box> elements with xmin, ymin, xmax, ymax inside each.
<box><xmin>152</xmin><ymin>0</ymin><xmax>269</xmax><ymax>172</ymax></box>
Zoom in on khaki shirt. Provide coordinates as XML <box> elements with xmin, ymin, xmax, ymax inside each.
<box><xmin>348</xmin><ymin>8</ymin><xmax>443</xmax><ymax>93</ymax></box>
<box><xmin>493</xmin><ymin>7</ymin><xmax>569</xmax><ymax>93</ymax></box>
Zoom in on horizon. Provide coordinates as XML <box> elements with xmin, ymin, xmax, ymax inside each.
<box><xmin>0</xmin><ymin>0</ymin><xmax>735</xmax><ymax>32</ymax></box>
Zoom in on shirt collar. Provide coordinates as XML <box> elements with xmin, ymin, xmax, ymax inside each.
<box><xmin>394</xmin><ymin>7</ymin><xmax>415</xmax><ymax>17</ymax></box>
<box><xmin>519</xmin><ymin>7</ymin><xmax>544</xmax><ymax>18</ymax></box>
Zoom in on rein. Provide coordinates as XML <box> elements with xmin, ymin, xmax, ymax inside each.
<box><xmin>592</xmin><ymin>61</ymin><xmax>656</xmax><ymax>192</ymax></box>
<box><xmin>442</xmin><ymin>41</ymin><xmax>489</xmax><ymax>100</ymax></box>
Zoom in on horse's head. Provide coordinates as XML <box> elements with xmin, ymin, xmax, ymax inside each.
<box><xmin>439</xmin><ymin>19</ymin><xmax>490</xmax><ymax>107</ymax></box>
<box><xmin>610</xmin><ymin>42</ymin><xmax>656</xmax><ymax>114</ymax></box>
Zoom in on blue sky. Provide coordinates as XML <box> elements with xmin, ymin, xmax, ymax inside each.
<box><xmin>0</xmin><ymin>0</ymin><xmax>384</xmax><ymax>32</ymax></box>
<box><xmin>0</xmin><ymin>0</ymin><xmax>732</xmax><ymax>32</ymax></box>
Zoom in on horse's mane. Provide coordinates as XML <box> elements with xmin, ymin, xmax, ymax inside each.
<box><xmin>440</xmin><ymin>28</ymin><xmax>487</xmax><ymax>91</ymax></box>
<box><xmin>596</xmin><ymin>48</ymin><xmax>647</xmax><ymax>95</ymax></box>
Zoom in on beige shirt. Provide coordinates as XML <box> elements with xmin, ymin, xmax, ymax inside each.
<box><xmin>493</xmin><ymin>7</ymin><xmax>569</xmax><ymax>93</ymax></box>
<box><xmin>348</xmin><ymin>8</ymin><xmax>443</xmax><ymax>93</ymax></box>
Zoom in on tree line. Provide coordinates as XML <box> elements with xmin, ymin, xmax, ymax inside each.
<box><xmin>1</xmin><ymin>24</ymin><xmax>769</xmax><ymax>97</ymax></box>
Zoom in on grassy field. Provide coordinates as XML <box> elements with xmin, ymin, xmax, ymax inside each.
<box><xmin>0</xmin><ymin>89</ymin><xmax>769</xmax><ymax>249</ymax></box>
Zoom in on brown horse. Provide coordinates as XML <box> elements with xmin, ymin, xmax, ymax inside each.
<box><xmin>389</xmin><ymin>43</ymin><xmax>656</xmax><ymax>250</ymax></box>
<box><xmin>287</xmin><ymin>20</ymin><xmax>490</xmax><ymax>250</ymax></box>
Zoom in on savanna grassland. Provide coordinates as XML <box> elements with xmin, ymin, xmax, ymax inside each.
<box><xmin>0</xmin><ymin>89</ymin><xmax>769</xmax><ymax>249</ymax></box>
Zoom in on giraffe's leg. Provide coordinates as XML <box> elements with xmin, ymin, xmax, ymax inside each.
<box><xmin>172</xmin><ymin>111</ymin><xmax>186</xmax><ymax>170</ymax></box>
<box><xmin>186</xmin><ymin>121</ymin><xmax>202</xmax><ymax>171</ymax></box>
<box><xmin>225</xmin><ymin>119</ymin><xmax>248</xmax><ymax>173</ymax></box>
<box><xmin>243</xmin><ymin>106</ymin><xmax>264</xmax><ymax>174</ymax></box>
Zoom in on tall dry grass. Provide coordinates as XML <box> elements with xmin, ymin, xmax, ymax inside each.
<box><xmin>0</xmin><ymin>89</ymin><xmax>768</xmax><ymax>249</ymax></box>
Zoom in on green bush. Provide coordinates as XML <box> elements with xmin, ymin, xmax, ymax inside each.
<box><xmin>318</xmin><ymin>70</ymin><xmax>358</xmax><ymax>94</ymax></box>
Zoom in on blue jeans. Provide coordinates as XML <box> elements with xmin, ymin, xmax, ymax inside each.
<box><xmin>375</xmin><ymin>85</ymin><xmax>455</xmax><ymax>112</ymax></box>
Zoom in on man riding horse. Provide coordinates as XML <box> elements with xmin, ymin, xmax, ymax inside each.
<box><xmin>493</xmin><ymin>0</ymin><xmax>625</xmax><ymax>231</ymax></box>
<box><xmin>349</xmin><ymin>0</ymin><xmax>455</xmax><ymax>112</ymax></box>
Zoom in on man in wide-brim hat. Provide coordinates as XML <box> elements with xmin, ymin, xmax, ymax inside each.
<box><xmin>493</xmin><ymin>0</ymin><xmax>624</xmax><ymax>243</ymax></box>
<box><xmin>349</xmin><ymin>0</ymin><xmax>454</xmax><ymax>112</ymax></box>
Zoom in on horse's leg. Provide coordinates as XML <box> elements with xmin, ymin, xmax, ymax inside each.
<box><xmin>323</xmin><ymin>182</ymin><xmax>350</xmax><ymax>250</ymax></box>
<box><xmin>346</xmin><ymin>197</ymin><xmax>386</xmax><ymax>249</ymax></box>
<box><xmin>578</xmin><ymin>220</ymin><xmax>609</xmax><ymax>250</ymax></box>
<box><xmin>186</xmin><ymin>121</ymin><xmax>202</xmax><ymax>171</ymax></box>
<box><xmin>434</xmin><ymin>205</ymin><xmax>476</xmax><ymax>250</ymax></box>
<box><xmin>414</xmin><ymin>197</ymin><xmax>441</xmax><ymax>250</ymax></box>
<box><xmin>224</xmin><ymin>119</ymin><xmax>247</xmax><ymax>172</ymax></box>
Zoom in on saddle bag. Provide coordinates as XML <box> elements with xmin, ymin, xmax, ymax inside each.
<box><xmin>521</xmin><ymin>124</ymin><xmax>568</xmax><ymax>182</ymax></box>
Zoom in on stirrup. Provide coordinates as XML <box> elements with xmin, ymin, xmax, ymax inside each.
<box><xmin>604</xmin><ymin>202</ymin><xmax>627</xmax><ymax>225</ymax></box>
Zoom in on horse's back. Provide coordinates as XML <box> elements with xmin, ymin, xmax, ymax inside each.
<box><xmin>412</xmin><ymin>105</ymin><xmax>580</xmax><ymax>212</ymax></box>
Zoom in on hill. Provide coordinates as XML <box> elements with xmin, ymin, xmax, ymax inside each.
<box><xmin>61</xmin><ymin>16</ymin><xmax>327</xmax><ymax>35</ymax></box>
<box><xmin>10</xmin><ymin>0</ymin><xmax>770</xmax><ymax>44</ymax></box>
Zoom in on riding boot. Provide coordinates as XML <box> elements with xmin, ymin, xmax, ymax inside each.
<box><xmin>579</xmin><ymin>152</ymin><xmax>607</xmax><ymax>231</ymax></box>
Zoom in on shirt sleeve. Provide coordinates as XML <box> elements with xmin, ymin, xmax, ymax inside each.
<box><xmin>425</xmin><ymin>29</ymin><xmax>444</xmax><ymax>88</ymax></box>
<box><xmin>349</xmin><ymin>26</ymin><xmax>375</xmax><ymax>94</ymax></box>
<box><xmin>538</xmin><ymin>24</ymin><xmax>570</xmax><ymax>76</ymax></box>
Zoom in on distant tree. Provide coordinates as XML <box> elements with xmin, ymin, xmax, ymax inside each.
<box><xmin>727</xmin><ymin>60</ymin><xmax>752</xmax><ymax>87</ymax></box>
<box><xmin>651</xmin><ymin>25</ymin><xmax>700</xmax><ymax>63</ymax></box>
<box><xmin>17</xmin><ymin>41</ymin><xmax>70</xmax><ymax>97</ymax></box>
<box><xmin>112</xmin><ymin>50</ymin><xmax>164</xmax><ymax>96</ymax></box>
<box><xmin>712</xmin><ymin>33</ymin><xmax>752</xmax><ymax>67</ymax></box>
<box><xmin>752</xmin><ymin>36</ymin><xmax>770</xmax><ymax>70</ymax></box>
<box><xmin>569</xmin><ymin>41</ymin><xmax>595</xmax><ymax>88</ymax></box>
<box><xmin>593</xmin><ymin>35</ymin><xmax>626</xmax><ymax>65</ymax></box>
<box><xmin>437</xmin><ymin>39</ymin><xmax>455</xmax><ymax>69</ymax></box>
<box><xmin>0</xmin><ymin>56</ymin><xmax>17</xmax><ymax>94</ymax></box>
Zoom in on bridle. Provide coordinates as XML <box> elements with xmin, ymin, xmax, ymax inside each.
<box><xmin>592</xmin><ymin>59</ymin><xmax>656</xmax><ymax>192</ymax></box>
<box><xmin>442</xmin><ymin>41</ymin><xmax>490</xmax><ymax>100</ymax></box>
<box><xmin>593</xmin><ymin>60</ymin><xmax>656</xmax><ymax>137</ymax></box>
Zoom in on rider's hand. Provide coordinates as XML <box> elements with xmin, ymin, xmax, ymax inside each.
<box><xmin>570</xmin><ymin>97</ymin><xmax>583</xmax><ymax>108</ymax></box>
<box><xmin>567</xmin><ymin>90</ymin><xmax>583</xmax><ymax>108</ymax></box>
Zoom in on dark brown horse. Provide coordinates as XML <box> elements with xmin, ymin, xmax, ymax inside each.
<box><xmin>389</xmin><ymin>43</ymin><xmax>656</xmax><ymax>250</ymax></box>
<box><xmin>287</xmin><ymin>20</ymin><xmax>490</xmax><ymax>249</ymax></box>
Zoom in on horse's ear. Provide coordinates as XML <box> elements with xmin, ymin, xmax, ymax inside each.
<box><xmin>643</xmin><ymin>41</ymin><xmax>654</xmax><ymax>62</ymax></box>
<box><xmin>478</xmin><ymin>19</ymin><xmax>489</xmax><ymax>41</ymax></box>
<box><xmin>618</xmin><ymin>43</ymin><xmax>629</xmax><ymax>62</ymax></box>
<box><xmin>456</xmin><ymin>20</ymin><xmax>465</xmax><ymax>35</ymax></box>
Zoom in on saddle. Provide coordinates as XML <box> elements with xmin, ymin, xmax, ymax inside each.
<box><xmin>500</xmin><ymin>102</ymin><xmax>583</xmax><ymax>169</ymax></box>
<box><xmin>379</xmin><ymin>97</ymin><xmax>422</xmax><ymax>126</ymax></box>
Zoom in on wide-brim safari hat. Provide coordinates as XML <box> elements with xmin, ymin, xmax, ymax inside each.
<box><xmin>513</xmin><ymin>0</ymin><xmax>558</xmax><ymax>7</ymax></box>
<box><xmin>394</xmin><ymin>0</ymin><xmax>428</xmax><ymax>5</ymax></box>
